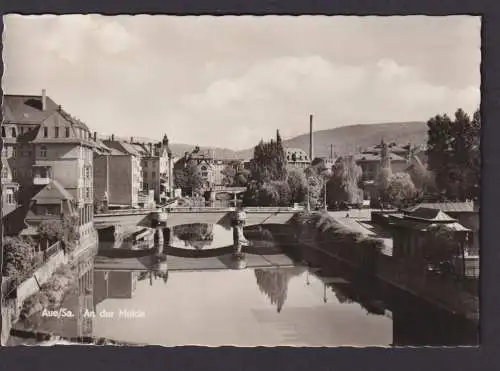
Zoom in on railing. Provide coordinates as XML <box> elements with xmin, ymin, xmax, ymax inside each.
<box><xmin>96</xmin><ymin>208</ymin><xmax>160</xmax><ymax>217</ymax></box>
<box><xmin>43</xmin><ymin>241</ymin><xmax>61</xmax><ymax>260</ymax></box>
<box><xmin>164</xmin><ymin>206</ymin><xmax>234</xmax><ymax>213</ymax></box>
<box><xmin>243</xmin><ymin>206</ymin><xmax>302</xmax><ymax>213</ymax></box>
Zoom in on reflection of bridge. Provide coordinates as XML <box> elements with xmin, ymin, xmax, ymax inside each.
<box><xmin>94</xmin><ymin>207</ymin><xmax>300</xmax><ymax>229</ymax></box>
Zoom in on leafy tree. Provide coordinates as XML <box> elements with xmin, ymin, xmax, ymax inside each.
<box><xmin>37</xmin><ymin>213</ymin><xmax>80</xmax><ymax>250</ymax></box>
<box><xmin>249</xmin><ymin>130</ymin><xmax>287</xmax><ymax>184</ymax></box>
<box><xmin>287</xmin><ymin>169</ymin><xmax>308</xmax><ymax>204</ymax></box>
<box><xmin>257</xmin><ymin>182</ymin><xmax>281</xmax><ymax>206</ymax></box>
<box><xmin>306</xmin><ymin>175</ymin><xmax>324</xmax><ymax>209</ymax></box>
<box><xmin>426</xmin><ymin>109</ymin><xmax>480</xmax><ymax>201</ymax></box>
<box><xmin>422</xmin><ymin>224</ymin><xmax>463</xmax><ymax>275</ymax></box>
<box><xmin>326</xmin><ymin>156</ymin><xmax>363</xmax><ymax>205</ymax></box>
<box><xmin>270</xmin><ymin>181</ymin><xmax>292</xmax><ymax>206</ymax></box>
<box><xmin>385</xmin><ymin>172</ymin><xmax>417</xmax><ymax>209</ymax></box>
<box><xmin>407</xmin><ymin>159</ymin><xmax>435</xmax><ymax>194</ymax></box>
<box><xmin>375</xmin><ymin>166</ymin><xmax>393</xmax><ymax>204</ymax></box>
<box><xmin>2</xmin><ymin>237</ymin><xmax>37</xmax><ymax>279</ymax></box>
<box><xmin>234</xmin><ymin>168</ymin><xmax>251</xmax><ymax>187</ymax></box>
<box><xmin>221</xmin><ymin>164</ymin><xmax>237</xmax><ymax>186</ymax></box>
<box><xmin>174</xmin><ymin>159</ymin><xmax>204</xmax><ymax>196</ymax></box>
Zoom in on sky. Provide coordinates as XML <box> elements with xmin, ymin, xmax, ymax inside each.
<box><xmin>3</xmin><ymin>15</ymin><xmax>480</xmax><ymax>150</ymax></box>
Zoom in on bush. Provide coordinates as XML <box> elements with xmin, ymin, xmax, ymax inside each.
<box><xmin>2</xmin><ymin>237</ymin><xmax>37</xmax><ymax>280</ymax></box>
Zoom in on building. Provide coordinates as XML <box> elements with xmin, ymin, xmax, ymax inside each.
<box><xmin>136</xmin><ymin>135</ymin><xmax>174</xmax><ymax>204</ymax></box>
<box><xmin>388</xmin><ymin>207</ymin><xmax>477</xmax><ymax>278</ymax></box>
<box><xmin>2</xmin><ymin>91</ymin><xmax>98</xmax><ymax>250</ymax></box>
<box><xmin>96</xmin><ymin>135</ymin><xmax>144</xmax><ymax>208</ymax></box>
<box><xmin>180</xmin><ymin>149</ymin><xmax>236</xmax><ymax>190</ymax></box>
<box><xmin>354</xmin><ymin>141</ymin><xmax>411</xmax><ymax>181</ymax></box>
<box><xmin>285</xmin><ymin>148</ymin><xmax>311</xmax><ymax>171</ymax></box>
<box><xmin>1</xmin><ymin>142</ymin><xmax>20</xmax><ymax>230</ymax></box>
<box><xmin>404</xmin><ymin>201</ymin><xmax>479</xmax><ymax>254</ymax></box>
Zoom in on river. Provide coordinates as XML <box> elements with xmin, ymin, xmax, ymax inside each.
<box><xmin>9</xmin><ymin>223</ymin><xmax>478</xmax><ymax>347</ymax></box>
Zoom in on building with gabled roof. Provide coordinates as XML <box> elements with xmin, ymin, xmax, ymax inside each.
<box><xmin>2</xmin><ymin>90</ymin><xmax>98</xmax><ymax>251</ymax></box>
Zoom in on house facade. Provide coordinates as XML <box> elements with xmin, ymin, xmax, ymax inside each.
<box><xmin>96</xmin><ymin>136</ymin><xmax>143</xmax><ymax>208</ymax></box>
<box><xmin>2</xmin><ymin>91</ymin><xmax>98</xmax><ymax>251</ymax></box>
<box><xmin>285</xmin><ymin>148</ymin><xmax>311</xmax><ymax>171</ymax></box>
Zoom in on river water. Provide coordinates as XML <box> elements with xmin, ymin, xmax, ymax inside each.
<box><xmin>10</xmin><ymin>223</ymin><xmax>478</xmax><ymax>347</ymax></box>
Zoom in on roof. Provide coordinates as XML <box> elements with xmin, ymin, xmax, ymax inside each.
<box><xmin>2</xmin><ymin>95</ymin><xmax>59</xmax><ymax>124</ymax></box>
<box><xmin>103</xmin><ymin>140</ymin><xmax>141</xmax><ymax>156</ymax></box>
<box><xmin>406</xmin><ymin>202</ymin><xmax>475</xmax><ymax>214</ymax></box>
<box><xmin>363</xmin><ymin>143</ymin><xmax>409</xmax><ymax>155</ymax></box>
<box><xmin>31</xmin><ymin>179</ymin><xmax>74</xmax><ymax>204</ymax></box>
<box><xmin>405</xmin><ymin>207</ymin><xmax>457</xmax><ymax>222</ymax></box>
<box><xmin>285</xmin><ymin>148</ymin><xmax>310</xmax><ymax>162</ymax></box>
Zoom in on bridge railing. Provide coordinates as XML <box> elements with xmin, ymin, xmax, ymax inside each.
<box><xmin>164</xmin><ymin>206</ymin><xmax>235</xmax><ymax>213</ymax></box>
<box><xmin>243</xmin><ymin>206</ymin><xmax>303</xmax><ymax>213</ymax></box>
<box><xmin>96</xmin><ymin>208</ymin><xmax>160</xmax><ymax>217</ymax></box>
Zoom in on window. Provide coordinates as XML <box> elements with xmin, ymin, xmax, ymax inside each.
<box><xmin>43</xmin><ymin>127</ymin><xmax>48</xmax><ymax>138</ymax></box>
<box><xmin>1</xmin><ymin>127</ymin><xmax>5</xmax><ymax>137</ymax></box>
<box><xmin>1</xmin><ymin>168</ymin><xmax>7</xmax><ymax>179</ymax></box>
<box><xmin>65</xmin><ymin>127</ymin><xmax>70</xmax><ymax>137</ymax></box>
<box><xmin>54</xmin><ymin>127</ymin><xmax>59</xmax><ymax>138</ymax></box>
<box><xmin>12</xmin><ymin>169</ymin><xmax>17</xmax><ymax>178</ymax></box>
<box><xmin>41</xmin><ymin>168</ymin><xmax>49</xmax><ymax>178</ymax></box>
<box><xmin>201</xmin><ymin>165</ymin><xmax>207</xmax><ymax>171</ymax></box>
<box><xmin>144</xmin><ymin>183</ymin><xmax>149</xmax><ymax>191</ymax></box>
<box><xmin>143</xmin><ymin>172</ymin><xmax>147</xmax><ymax>179</ymax></box>
<box><xmin>152</xmin><ymin>171</ymin><xmax>156</xmax><ymax>178</ymax></box>
<box><xmin>40</xmin><ymin>146</ymin><xmax>47</xmax><ymax>157</ymax></box>
<box><xmin>6</xmin><ymin>194</ymin><xmax>13</xmax><ymax>204</ymax></box>
<box><xmin>20</xmin><ymin>127</ymin><xmax>25</xmax><ymax>135</ymax></box>
<box><xmin>11</xmin><ymin>128</ymin><xmax>16</xmax><ymax>137</ymax></box>
<box><xmin>85</xmin><ymin>188</ymin><xmax>90</xmax><ymax>198</ymax></box>
<box><xmin>201</xmin><ymin>172</ymin><xmax>208</xmax><ymax>178</ymax></box>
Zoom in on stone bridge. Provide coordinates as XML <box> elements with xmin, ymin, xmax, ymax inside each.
<box><xmin>93</xmin><ymin>207</ymin><xmax>301</xmax><ymax>229</ymax></box>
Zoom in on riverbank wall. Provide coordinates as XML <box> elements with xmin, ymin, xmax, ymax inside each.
<box><xmin>283</xmin><ymin>212</ymin><xmax>479</xmax><ymax>324</ymax></box>
<box><xmin>1</xmin><ymin>248</ymin><xmax>68</xmax><ymax>345</ymax></box>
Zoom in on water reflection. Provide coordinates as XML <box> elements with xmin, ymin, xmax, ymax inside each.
<box><xmin>171</xmin><ymin>223</ymin><xmax>233</xmax><ymax>250</ymax></box>
<box><xmin>254</xmin><ymin>267</ymin><xmax>306</xmax><ymax>312</ymax></box>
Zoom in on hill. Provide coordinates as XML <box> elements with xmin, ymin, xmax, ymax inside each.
<box><xmin>235</xmin><ymin>121</ymin><xmax>428</xmax><ymax>159</ymax></box>
<box><xmin>99</xmin><ymin>121</ymin><xmax>429</xmax><ymax>160</ymax></box>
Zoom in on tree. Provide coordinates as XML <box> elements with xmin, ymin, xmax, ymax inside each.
<box><xmin>2</xmin><ymin>237</ymin><xmax>36</xmax><ymax>279</ymax></box>
<box><xmin>221</xmin><ymin>164</ymin><xmax>237</xmax><ymax>186</ymax></box>
<box><xmin>326</xmin><ymin>156</ymin><xmax>363</xmax><ymax>206</ymax></box>
<box><xmin>249</xmin><ymin>131</ymin><xmax>287</xmax><ymax>184</ymax></box>
<box><xmin>375</xmin><ymin>166</ymin><xmax>393</xmax><ymax>205</ymax></box>
<box><xmin>37</xmin><ymin>213</ymin><xmax>80</xmax><ymax>250</ymax></box>
<box><xmin>426</xmin><ymin>109</ymin><xmax>480</xmax><ymax>201</ymax></box>
<box><xmin>270</xmin><ymin>181</ymin><xmax>291</xmax><ymax>206</ymax></box>
<box><xmin>257</xmin><ymin>182</ymin><xmax>281</xmax><ymax>206</ymax></box>
<box><xmin>287</xmin><ymin>169</ymin><xmax>308</xmax><ymax>204</ymax></box>
<box><xmin>385</xmin><ymin>172</ymin><xmax>417</xmax><ymax>209</ymax></box>
<box><xmin>174</xmin><ymin>159</ymin><xmax>204</xmax><ymax>196</ymax></box>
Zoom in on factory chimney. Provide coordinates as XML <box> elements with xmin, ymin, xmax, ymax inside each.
<box><xmin>42</xmin><ymin>89</ymin><xmax>47</xmax><ymax>111</ymax></box>
<box><xmin>309</xmin><ymin>114</ymin><xmax>314</xmax><ymax>161</ymax></box>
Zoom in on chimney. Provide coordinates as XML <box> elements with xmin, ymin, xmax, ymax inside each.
<box><xmin>149</xmin><ymin>142</ymin><xmax>153</xmax><ymax>155</ymax></box>
<box><xmin>111</xmin><ymin>134</ymin><xmax>115</xmax><ymax>141</ymax></box>
<box><xmin>130</xmin><ymin>137</ymin><xmax>134</xmax><ymax>143</ymax></box>
<box><xmin>42</xmin><ymin>89</ymin><xmax>47</xmax><ymax>111</ymax></box>
<box><xmin>309</xmin><ymin>114</ymin><xmax>314</xmax><ymax>161</ymax></box>
<box><xmin>93</xmin><ymin>131</ymin><xmax>97</xmax><ymax>141</ymax></box>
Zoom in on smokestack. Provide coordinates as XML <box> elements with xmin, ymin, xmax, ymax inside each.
<box><xmin>111</xmin><ymin>134</ymin><xmax>115</xmax><ymax>141</ymax></box>
<box><xmin>330</xmin><ymin>144</ymin><xmax>333</xmax><ymax>159</ymax></box>
<box><xmin>42</xmin><ymin>89</ymin><xmax>47</xmax><ymax>111</ymax></box>
<box><xmin>309</xmin><ymin>114</ymin><xmax>314</xmax><ymax>161</ymax></box>
<box><xmin>149</xmin><ymin>142</ymin><xmax>153</xmax><ymax>155</ymax></box>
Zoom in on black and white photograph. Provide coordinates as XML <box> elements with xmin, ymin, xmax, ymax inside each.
<box><xmin>0</xmin><ymin>15</ymin><xmax>480</xmax><ymax>347</ymax></box>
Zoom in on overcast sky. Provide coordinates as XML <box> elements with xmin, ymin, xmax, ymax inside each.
<box><xmin>3</xmin><ymin>15</ymin><xmax>480</xmax><ymax>150</ymax></box>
